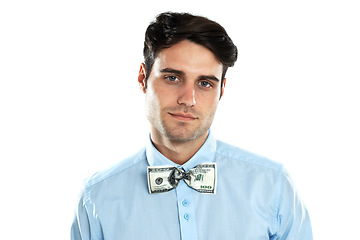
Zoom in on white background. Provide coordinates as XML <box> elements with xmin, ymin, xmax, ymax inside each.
<box><xmin>1</xmin><ymin>0</ymin><xmax>359</xmax><ymax>239</ymax></box>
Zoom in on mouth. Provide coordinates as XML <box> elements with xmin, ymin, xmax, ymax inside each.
<box><xmin>169</xmin><ymin>112</ymin><xmax>198</xmax><ymax>122</ymax></box>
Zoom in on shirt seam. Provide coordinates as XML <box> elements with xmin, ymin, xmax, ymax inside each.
<box><xmin>273</xmin><ymin>166</ymin><xmax>285</xmax><ymax>236</ymax></box>
<box><xmin>215</xmin><ymin>142</ymin><xmax>284</xmax><ymax>237</ymax></box>
<box><xmin>84</xmin><ymin>149</ymin><xmax>146</xmax><ymax>189</ymax></box>
<box><xmin>83</xmin><ymin>190</ymin><xmax>103</xmax><ymax>240</ymax></box>
<box><xmin>215</xmin><ymin>147</ymin><xmax>283</xmax><ymax>172</ymax></box>
<box><xmin>81</xmin><ymin>151</ymin><xmax>147</xmax><ymax>239</ymax></box>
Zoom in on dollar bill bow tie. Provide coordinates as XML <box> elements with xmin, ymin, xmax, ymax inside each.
<box><xmin>147</xmin><ymin>163</ymin><xmax>217</xmax><ymax>194</ymax></box>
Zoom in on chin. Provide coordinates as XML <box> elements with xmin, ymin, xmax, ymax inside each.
<box><xmin>164</xmin><ymin>126</ymin><xmax>208</xmax><ymax>142</ymax></box>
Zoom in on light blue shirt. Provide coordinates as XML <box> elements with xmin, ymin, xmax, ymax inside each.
<box><xmin>71</xmin><ymin>131</ymin><xmax>312</xmax><ymax>239</ymax></box>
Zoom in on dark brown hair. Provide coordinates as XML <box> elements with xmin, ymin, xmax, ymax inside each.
<box><xmin>143</xmin><ymin>12</ymin><xmax>238</xmax><ymax>88</ymax></box>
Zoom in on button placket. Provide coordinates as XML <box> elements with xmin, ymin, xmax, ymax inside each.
<box><xmin>175</xmin><ymin>180</ymin><xmax>198</xmax><ymax>240</ymax></box>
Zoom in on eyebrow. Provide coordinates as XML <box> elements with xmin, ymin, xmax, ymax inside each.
<box><xmin>160</xmin><ymin>68</ymin><xmax>220</xmax><ymax>82</ymax></box>
<box><xmin>160</xmin><ymin>68</ymin><xmax>185</xmax><ymax>76</ymax></box>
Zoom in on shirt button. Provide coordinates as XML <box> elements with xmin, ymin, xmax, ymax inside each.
<box><xmin>182</xmin><ymin>200</ymin><xmax>189</xmax><ymax>207</ymax></box>
<box><xmin>184</xmin><ymin>213</ymin><xmax>190</xmax><ymax>221</ymax></box>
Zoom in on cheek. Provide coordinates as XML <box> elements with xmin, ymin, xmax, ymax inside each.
<box><xmin>145</xmin><ymin>85</ymin><xmax>172</xmax><ymax>114</ymax></box>
<box><xmin>207</xmin><ymin>101</ymin><xmax>219</xmax><ymax>114</ymax></box>
<box><xmin>197</xmin><ymin>91</ymin><xmax>219</xmax><ymax>108</ymax></box>
<box><xmin>205</xmin><ymin>95</ymin><xmax>221</xmax><ymax>116</ymax></box>
<box><xmin>152</xmin><ymin>86</ymin><xmax>177</xmax><ymax>107</ymax></box>
<box><xmin>145</xmin><ymin>91</ymin><xmax>160</xmax><ymax>115</ymax></box>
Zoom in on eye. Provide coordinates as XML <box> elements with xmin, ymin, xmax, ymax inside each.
<box><xmin>165</xmin><ymin>76</ymin><xmax>179</xmax><ymax>82</ymax></box>
<box><xmin>198</xmin><ymin>80</ymin><xmax>213</xmax><ymax>88</ymax></box>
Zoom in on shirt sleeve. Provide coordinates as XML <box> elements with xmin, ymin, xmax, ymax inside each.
<box><xmin>71</xmin><ymin>194</ymin><xmax>91</xmax><ymax>240</ymax></box>
<box><xmin>274</xmin><ymin>169</ymin><xmax>313</xmax><ymax>240</ymax></box>
<box><xmin>71</xmin><ymin>190</ymin><xmax>103</xmax><ymax>240</ymax></box>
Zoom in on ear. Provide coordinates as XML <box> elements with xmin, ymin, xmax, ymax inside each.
<box><xmin>138</xmin><ymin>63</ymin><xmax>147</xmax><ymax>93</ymax></box>
<box><xmin>220</xmin><ymin>78</ymin><xmax>226</xmax><ymax>99</ymax></box>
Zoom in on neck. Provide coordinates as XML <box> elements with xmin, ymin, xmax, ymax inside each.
<box><xmin>151</xmin><ymin>130</ymin><xmax>209</xmax><ymax>165</ymax></box>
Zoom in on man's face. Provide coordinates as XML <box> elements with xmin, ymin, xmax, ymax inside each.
<box><xmin>139</xmin><ymin>40</ymin><xmax>225</xmax><ymax>142</ymax></box>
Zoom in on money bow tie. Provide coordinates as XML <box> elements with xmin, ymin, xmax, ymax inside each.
<box><xmin>147</xmin><ymin>163</ymin><xmax>217</xmax><ymax>194</ymax></box>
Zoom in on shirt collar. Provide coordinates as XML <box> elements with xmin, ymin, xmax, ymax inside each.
<box><xmin>146</xmin><ymin>130</ymin><xmax>217</xmax><ymax>172</ymax></box>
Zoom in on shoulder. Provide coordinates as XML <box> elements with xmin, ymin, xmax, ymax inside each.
<box><xmin>83</xmin><ymin>147</ymin><xmax>147</xmax><ymax>189</ymax></box>
<box><xmin>215</xmin><ymin>139</ymin><xmax>284</xmax><ymax>173</ymax></box>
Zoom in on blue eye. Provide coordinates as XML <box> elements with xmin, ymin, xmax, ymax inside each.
<box><xmin>166</xmin><ymin>76</ymin><xmax>179</xmax><ymax>82</ymax></box>
<box><xmin>199</xmin><ymin>81</ymin><xmax>212</xmax><ymax>88</ymax></box>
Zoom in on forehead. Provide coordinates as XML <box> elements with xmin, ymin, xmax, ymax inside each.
<box><xmin>153</xmin><ymin>40</ymin><xmax>223</xmax><ymax>77</ymax></box>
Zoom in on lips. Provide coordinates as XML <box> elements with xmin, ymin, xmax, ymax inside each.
<box><xmin>169</xmin><ymin>112</ymin><xmax>198</xmax><ymax>121</ymax></box>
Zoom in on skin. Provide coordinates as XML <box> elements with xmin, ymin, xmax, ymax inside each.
<box><xmin>138</xmin><ymin>40</ymin><xmax>226</xmax><ymax>165</ymax></box>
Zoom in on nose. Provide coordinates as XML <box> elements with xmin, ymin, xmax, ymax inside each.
<box><xmin>177</xmin><ymin>83</ymin><xmax>196</xmax><ymax>107</ymax></box>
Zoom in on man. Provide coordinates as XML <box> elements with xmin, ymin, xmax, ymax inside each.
<box><xmin>71</xmin><ymin>12</ymin><xmax>312</xmax><ymax>240</ymax></box>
